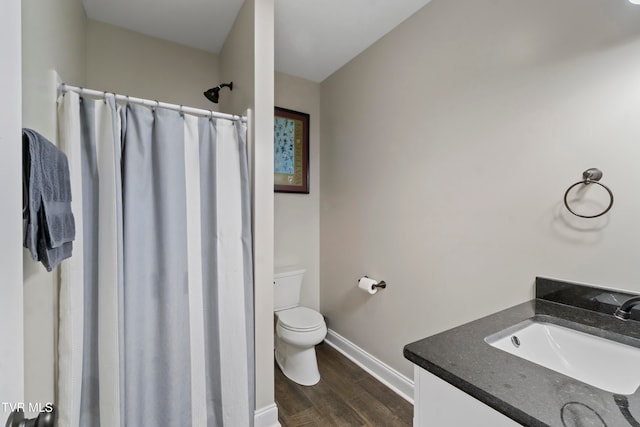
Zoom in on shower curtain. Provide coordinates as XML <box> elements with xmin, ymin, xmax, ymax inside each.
<box><xmin>56</xmin><ymin>91</ymin><xmax>254</xmax><ymax>427</ymax></box>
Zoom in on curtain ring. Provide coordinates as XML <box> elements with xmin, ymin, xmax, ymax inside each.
<box><xmin>179</xmin><ymin>105</ymin><xmax>184</xmax><ymax>118</ymax></box>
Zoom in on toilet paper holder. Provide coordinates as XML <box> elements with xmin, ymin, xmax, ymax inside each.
<box><xmin>361</xmin><ymin>276</ymin><xmax>387</xmax><ymax>289</ymax></box>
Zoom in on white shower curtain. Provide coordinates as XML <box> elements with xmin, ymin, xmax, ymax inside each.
<box><xmin>56</xmin><ymin>91</ymin><xmax>254</xmax><ymax>427</ymax></box>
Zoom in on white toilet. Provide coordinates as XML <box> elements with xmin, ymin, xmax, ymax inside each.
<box><xmin>274</xmin><ymin>267</ymin><xmax>327</xmax><ymax>386</ymax></box>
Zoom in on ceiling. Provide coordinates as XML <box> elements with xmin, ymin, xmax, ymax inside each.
<box><xmin>81</xmin><ymin>0</ymin><xmax>433</xmax><ymax>83</ymax></box>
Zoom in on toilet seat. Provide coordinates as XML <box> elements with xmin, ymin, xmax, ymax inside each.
<box><xmin>277</xmin><ymin>307</ymin><xmax>324</xmax><ymax>332</ymax></box>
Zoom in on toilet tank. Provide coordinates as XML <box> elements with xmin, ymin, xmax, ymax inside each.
<box><xmin>274</xmin><ymin>266</ymin><xmax>306</xmax><ymax>311</ymax></box>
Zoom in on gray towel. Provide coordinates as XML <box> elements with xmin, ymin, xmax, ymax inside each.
<box><xmin>23</xmin><ymin>128</ymin><xmax>75</xmax><ymax>271</ymax></box>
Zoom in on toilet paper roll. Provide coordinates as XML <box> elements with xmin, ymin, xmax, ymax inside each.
<box><xmin>358</xmin><ymin>277</ymin><xmax>379</xmax><ymax>295</ymax></box>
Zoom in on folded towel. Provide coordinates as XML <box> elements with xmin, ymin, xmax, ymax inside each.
<box><xmin>23</xmin><ymin>128</ymin><xmax>75</xmax><ymax>271</ymax></box>
<box><xmin>38</xmin><ymin>240</ymin><xmax>73</xmax><ymax>273</ymax></box>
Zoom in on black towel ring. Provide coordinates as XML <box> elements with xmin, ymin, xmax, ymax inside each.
<box><xmin>563</xmin><ymin>168</ymin><xmax>614</xmax><ymax>219</ymax></box>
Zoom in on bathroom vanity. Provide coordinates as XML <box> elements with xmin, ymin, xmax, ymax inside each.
<box><xmin>404</xmin><ymin>278</ymin><xmax>640</xmax><ymax>427</ymax></box>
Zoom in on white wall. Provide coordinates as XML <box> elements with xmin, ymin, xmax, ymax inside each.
<box><xmin>21</xmin><ymin>0</ymin><xmax>86</xmax><ymax>411</ymax></box>
<box><xmin>220</xmin><ymin>0</ymin><xmax>276</xmax><ymax>419</ymax></box>
<box><xmin>252</xmin><ymin>0</ymin><xmax>275</xmax><ymax>415</ymax></box>
<box><xmin>274</xmin><ymin>72</ymin><xmax>321</xmax><ymax>311</ymax></box>
<box><xmin>320</xmin><ymin>0</ymin><xmax>640</xmax><ymax>379</ymax></box>
<box><xmin>86</xmin><ymin>20</ymin><xmax>220</xmax><ymax>110</ymax></box>
<box><xmin>0</xmin><ymin>0</ymin><xmax>24</xmax><ymax>414</ymax></box>
<box><xmin>219</xmin><ymin>0</ymin><xmax>254</xmax><ymax>118</ymax></box>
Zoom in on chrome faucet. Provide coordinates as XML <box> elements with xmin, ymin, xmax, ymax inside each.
<box><xmin>613</xmin><ymin>296</ymin><xmax>640</xmax><ymax>320</ymax></box>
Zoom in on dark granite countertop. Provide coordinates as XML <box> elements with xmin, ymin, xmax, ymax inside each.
<box><xmin>403</xmin><ymin>278</ymin><xmax>640</xmax><ymax>427</ymax></box>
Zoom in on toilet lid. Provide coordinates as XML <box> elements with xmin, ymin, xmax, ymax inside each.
<box><xmin>278</xmin><ymin>307</ymin><xmax>324</xmax><ymax>331</ymax></box>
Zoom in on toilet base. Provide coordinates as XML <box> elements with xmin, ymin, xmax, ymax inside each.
<box><xmin>275</xmin><ymin>336</ymin><xmax>321</xmax><ymax>386</ymax></box>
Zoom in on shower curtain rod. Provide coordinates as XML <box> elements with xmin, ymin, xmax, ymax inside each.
<box><xmin>59</xmin><ymin>83</ymin><xmax>248</xmax><ymax>122</ymax></box>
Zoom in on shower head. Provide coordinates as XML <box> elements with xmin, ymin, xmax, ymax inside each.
<box><xmin>204</xmin><ymin>82</ymin><xmax>233</xmax><ymax>104</ymax></box>
<box><xmin>203</xmin><ymin>87</ymin><xmax>220</xmax><ymax>103</ymax></box>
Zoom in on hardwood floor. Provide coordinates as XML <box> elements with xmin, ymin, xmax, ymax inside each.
<box><xmin>275</xmin><ymin>342</ymin><xmax>413</xmax><ymax>426</ymax></box>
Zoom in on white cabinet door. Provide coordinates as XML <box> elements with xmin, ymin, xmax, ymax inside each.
<box><xmin>414</xmin><ymin>367</ymin><xmax>521</xmax><ymax>427</ymax></box>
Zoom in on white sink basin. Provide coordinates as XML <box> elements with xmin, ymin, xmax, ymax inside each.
<box><xmin>485</xmin><ymin>318</ymin><xmax>640</xmax><ymax>395</ymax></box>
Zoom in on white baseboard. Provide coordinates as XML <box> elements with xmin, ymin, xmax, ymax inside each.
<box><xmin>254</xmin><ymin>403</ymin><xmax>279</xmax><ymax>427</ymax></box>
<box><xmin>324</xmin><ymin>328</ymin><xmax>414</xmax><ymax>404</ymax></box>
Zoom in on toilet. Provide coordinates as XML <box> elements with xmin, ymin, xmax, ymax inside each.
<box><xmin>274</xmin><ymin>267</ymin><xmax>327</xmax><ymax>386</ymax></box>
